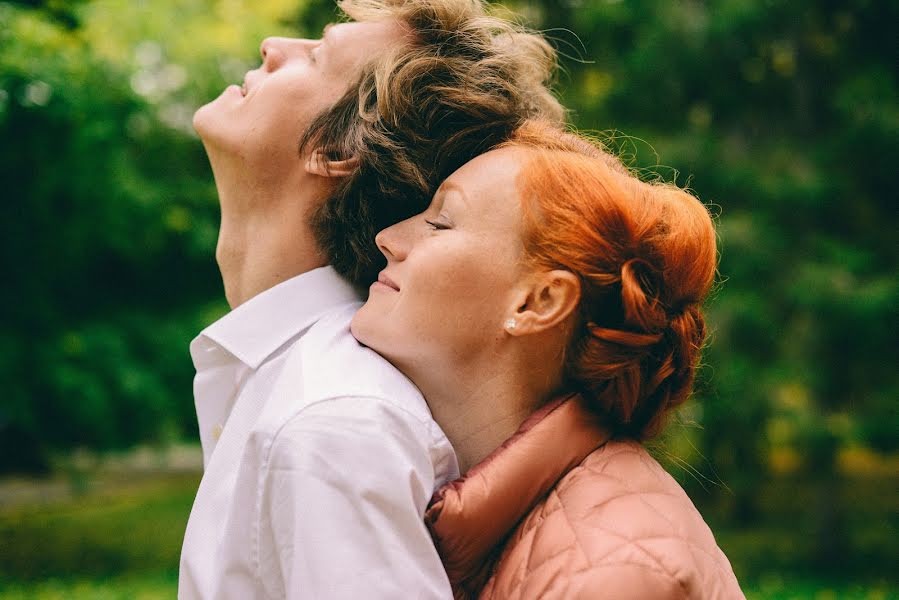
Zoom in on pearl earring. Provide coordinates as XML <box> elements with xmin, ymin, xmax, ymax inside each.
<box><xmin>504</xmin><ymin>318</ymin><xmax>517</xmax><ymax>331</ymax></box>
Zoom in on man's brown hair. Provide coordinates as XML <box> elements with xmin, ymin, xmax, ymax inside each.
<box><xmin>300</xmin><ymin>0</ymin><xmax>565</xmax><ymax>286</ymax></box>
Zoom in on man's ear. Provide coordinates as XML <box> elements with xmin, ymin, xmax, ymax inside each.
<box><xmin>506</xmin><ymin>270</ymin><xmax>581</xmax><ymax>336</ymax></box>
<box><xmin>304</xmin><ymin>148</ymin><xmax>360</xmax><ymax>178</ymax></box>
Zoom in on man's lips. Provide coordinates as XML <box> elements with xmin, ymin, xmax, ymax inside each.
<box><xmin>241</xmin><ymin>70</ymin><xmax>260</xmax><ymax>97</ymax></box>
<box><xmin>377</xmin><ymin>272</ymin><xmax>400</xmax><ymax>291</ymax></box>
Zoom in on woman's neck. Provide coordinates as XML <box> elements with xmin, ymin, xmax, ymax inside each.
<box><xmin>409</xmin><ymin>350</ymin><xmax>561</xmax><ymax>474</ymax></box>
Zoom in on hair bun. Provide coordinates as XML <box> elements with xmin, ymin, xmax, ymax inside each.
<box><xmin>667</xmin><ymin>305</ymin><xmax>706</xmax><ymax>375</ymax></box>
<box><xmin>509</xmin><ymin>121</ymin><xmax>717</xmax><ymax>439</ymax></box>
<box><xmin>619</xmin><ymin>258</ymin><xmax>667</xmax><ymax>333</ymax></box>
<box><xmin>587</xmin><ymin>324</ymin><xmax>662</xmax><ymax>349</ymax></box>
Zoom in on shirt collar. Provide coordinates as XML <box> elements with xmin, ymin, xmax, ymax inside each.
<box><xmin>192</xmin><ymin>266</ymin><xmax>361</xmax><ymax>370</ymax></box>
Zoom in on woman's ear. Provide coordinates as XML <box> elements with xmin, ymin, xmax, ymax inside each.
<box><xmin>505</xmin><ymin>270</ymin><xmax>581</xmax><ymax>336</ymax></box>
<box><xmin>304</xmin><ymin>148</ymin><xmax>360</xmax><ymax>178</ymax></box>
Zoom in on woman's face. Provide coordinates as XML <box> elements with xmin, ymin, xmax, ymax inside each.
<box><xmin>351</xmin><ymin>147</ymin><xmax>530</xmax><ymax>372</ymax></box>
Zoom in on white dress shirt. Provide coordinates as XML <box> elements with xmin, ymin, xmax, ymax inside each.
<box><xmin>179</xmin><ymin>267</ymin><xmax>458</xmax><ymax>599</ymax></box>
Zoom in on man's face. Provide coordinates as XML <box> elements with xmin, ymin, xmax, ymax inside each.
<box><xmin>193</xmin><ymin>20</ymin><xmax>405</xmax><ymax>170</ymax></box>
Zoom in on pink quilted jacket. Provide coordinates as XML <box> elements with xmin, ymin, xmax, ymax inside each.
<box><xmin>425</xmin><ymin>396</ymin><xmax>744</xmax><ymax>599</ymax></box>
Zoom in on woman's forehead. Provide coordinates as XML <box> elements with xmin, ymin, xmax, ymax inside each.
<box><xmin>442</xmin><ymin>147</ymin><xmax>526</xmax><ymax>197</ymax></box>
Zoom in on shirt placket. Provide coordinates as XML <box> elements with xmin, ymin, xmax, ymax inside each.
<box><xmin>193</xmin><ymin>343</ymin><xmax>246</xmax><ymax>467</ymax></box>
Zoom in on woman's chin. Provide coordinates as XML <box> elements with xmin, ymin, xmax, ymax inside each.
<box><xmin>352</xmin><ymin>312</ymin><xmax>409</xmax><ymax>371</ymax></box>
<box><xmin>349</xmin><ymin>309</ymin><xmax>377</xmax><ymax>348</ymax></box>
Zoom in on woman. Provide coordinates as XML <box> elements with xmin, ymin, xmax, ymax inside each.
<box><xmin>351</xmin><ymin>121</ymin><xmax>744</xmax><ymax>599</ymax></box>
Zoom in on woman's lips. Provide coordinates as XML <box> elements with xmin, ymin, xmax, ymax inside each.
<box><xmin>376</xmin><ymin>272</ymin><xmax>400</xmax><ymax>291</ymax></box>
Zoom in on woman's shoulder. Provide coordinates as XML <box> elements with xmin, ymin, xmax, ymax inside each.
<box><xmin>559</xmin><ymin>439</ymin><xmax>685</xmax><ymax>500</ymax></box>
<box><xmin>484</xmin><ymin>440</ymin><xmax>745</xmax><ymax>599</ymax></box>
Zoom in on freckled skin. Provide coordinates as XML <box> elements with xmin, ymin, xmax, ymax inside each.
<box><xmin>352</xmin><ymin>147</ymin><xmax>530</xmax><ymax>376</ymax></box>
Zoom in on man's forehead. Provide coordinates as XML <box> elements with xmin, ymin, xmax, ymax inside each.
<box><xmin>325</xmin><ymin>19</ymin><xmax>408</xmax><ymax>46</ymax></box>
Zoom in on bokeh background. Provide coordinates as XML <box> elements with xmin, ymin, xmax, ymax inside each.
<box><xmin>1</xmin><ymin>0</ymin><xmax>896</xmax><ymax>597</ymax></box>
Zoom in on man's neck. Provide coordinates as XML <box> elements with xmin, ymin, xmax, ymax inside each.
<box><xmin>217</xmin><ymin>217</ymin><xmax>327</xmax><ymax>309</ymax></box>
<box><xmin>211</xmin><ymin>164</ymin><xmax>331</xmax><ymax>309</ymax></box>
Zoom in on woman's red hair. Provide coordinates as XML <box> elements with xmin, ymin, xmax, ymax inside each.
<box><xmin>507</xmin><ymin>121</ymin><xmax>717</xmax><ymax>439</ymax></box>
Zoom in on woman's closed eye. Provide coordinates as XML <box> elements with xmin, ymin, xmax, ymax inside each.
<box><xmin>425</xmin><ymin>218</ymin><xmax>452</xmax><ymax>230</ymax></box>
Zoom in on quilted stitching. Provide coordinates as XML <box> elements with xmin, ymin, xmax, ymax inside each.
<box><xmin>427</xmin><ymin>398</ymin><xmax>743</xmax><ymax>600</ymax></box>
<box><xmin>482</xmin><ymin>442</ymin><xmax>743</xmax><ymax>599</ymax></box>
<box><xmin>566</xmin><ymin>445</ymin><xmax>739</xmax><ymax>572</ymax></box>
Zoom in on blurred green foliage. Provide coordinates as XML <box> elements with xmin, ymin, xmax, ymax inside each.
<box><xmin>0</xmin><ymin>0</ymin><xmax>896</xmax><ymax>584</ymax></box>
<box><xmin>0</xmin><ymin>0</ymin><xmax>311</xmax><ymax>468</ymax></box>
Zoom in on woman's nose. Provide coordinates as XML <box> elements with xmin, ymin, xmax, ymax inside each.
<box><xmin>376</xmin><ymin>218</ymin><xmax>413</xmax><ymax>262</ymax></box>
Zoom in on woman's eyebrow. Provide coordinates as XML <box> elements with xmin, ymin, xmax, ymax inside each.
<box><xmin>437</xmin><ymin>181</ymin><xmax>470</xmax><ymax>210</ymax></box>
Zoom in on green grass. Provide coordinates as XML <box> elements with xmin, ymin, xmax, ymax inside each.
<box><xmin>0</xmin><ymin>470</ymin><xmax>895</xmax><ymax>599</ymax></box>
<box><xmin>0</xmin><ymin>573</ymin><xmax>895</xmax><ymax>599</ymax></box>
<box><xmin>0</xmin><ymin>472</ymin><xmax>199</xmax><ymax>581</ymax></box>
<box><xmin>0</xmin><ymin>572</ymin><xmax>177</xmax><ymax>600</ymax></box>
<box><xmin>742</xmin><ymin>577</ymin><xmax>897</xmax><ymax>600</ymax></box>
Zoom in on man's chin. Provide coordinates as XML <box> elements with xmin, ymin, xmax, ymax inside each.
<box><xmin>192</xmin><ymin>105</ymin><xmax>236</xmax><ymax>155</ymax></box>
<box><xmin>193</xmin><ymin>86</ymin><xmax>239</xmax><ymax>136</ymax></box>
<box><xmin>192</xmin><ymin>100</ymin><xmax>219</xmax><ymax>138</ymax></box>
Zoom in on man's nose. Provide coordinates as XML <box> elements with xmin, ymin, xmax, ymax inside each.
<box><xmin>259</xmin><ymin>37</ymin><xmax>315</xmax><ymax>70</ymax></box>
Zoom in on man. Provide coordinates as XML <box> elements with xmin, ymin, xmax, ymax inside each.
<box><xmin>179</xmin><ymin>1</ymin><xmax>564</xmax><ymax>598</ymax></box>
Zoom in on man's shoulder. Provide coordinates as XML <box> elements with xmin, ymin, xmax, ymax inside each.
<box><xmin>302</xmin><ymin>303</ymin><xmax>426</xmax><ymax>406</ymax></box>
<box><xmin>257</xmin><ymin>302</ymin><xmax>433</xmax><ymax>433</ymax></box>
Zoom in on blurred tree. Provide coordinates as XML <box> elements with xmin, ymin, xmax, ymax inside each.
<box><xmin>512</xmin><ymin>0</ymin><xmax>898</xmax><ymax>570</ymax></box>
<box><xmin>2</xmin><ymin>0</ymin><xmax>89</xmax><ymax>28</ymax></box>
<box><xmin>0</xmin><ymin>0</ymin><xmax>311</xmax><ymax>471</ymax></box>
<box><xmin>0</xmin><ymin>0</ymin><xmax>896</xmax><ymax>577</ymax></box>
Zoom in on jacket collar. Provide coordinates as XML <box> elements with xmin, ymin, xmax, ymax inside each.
<box><xmin>425</xmin><ymin>395</ymin><xmax>610</xmax><ymax>594</ymax></box>
<box><xmin>191</xmin><ymin>266</ymin><xmax>360</xmax><ymax>370</ymax></box>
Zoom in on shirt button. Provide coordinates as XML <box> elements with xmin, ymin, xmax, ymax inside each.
<box><xmin>212</xmin><ymin>423</ymin><xmax>223</xmax><ymax>441</ymax></box>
